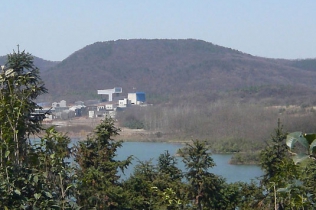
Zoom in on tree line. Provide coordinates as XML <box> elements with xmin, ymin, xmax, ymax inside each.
<box><xmin>117</xmin><ymin>101</ymin><xmax>316</xmax><ymax>164</ymax></box>
<box><xmin>1</xmin><ymin>49</ymin><xmax>316</xmax><ymax>209</ymax></box>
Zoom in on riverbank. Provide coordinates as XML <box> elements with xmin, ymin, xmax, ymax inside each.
<box><xmin>40</xmin><ymin>118</ymin><xmax>260</xmax><ymax>165</ymax></box>
<box><xmin>42</xmin><ymin>117</ymin><xmax>191</xmax><ymax>143</ymax></box>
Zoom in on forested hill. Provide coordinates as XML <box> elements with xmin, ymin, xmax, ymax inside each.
<box><xmin>4</xmin><ymin>39</ymin><xmax>316</xmax><ymax>104</ymax></box>
<box><xmin>0</xmin><ymin>55</ymin><xmax>59</xmax><ymax>73</ymax></box>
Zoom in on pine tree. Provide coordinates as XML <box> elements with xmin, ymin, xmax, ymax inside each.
<box><xmin>0</xmin><ymin>48</ymin><xmax>47</xmax><ymax>166</ymax></box>
<box><xmin>75</xmin><ymin>117</ymin><xmax>132</xmax><ymax>209</ymax></box>
<box><xmin>259</xmin><ymin>120</ymin><xmax>298</xmax><ymax>209</ymax></box>
<box><xmin>0</xmin><ymin>48</ymin><xmax>79</xmax><ymax>209</ymax></box>
<box><xmin>178</xmin><ymin>140</ymin><xmax>222</xmax><ymax>210</ymax></box>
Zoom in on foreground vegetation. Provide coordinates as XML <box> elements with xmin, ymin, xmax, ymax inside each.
<box><xmin>2</xmin><ymin>49</ymin><xmax>316</xmax><ymax>209</ymax></box>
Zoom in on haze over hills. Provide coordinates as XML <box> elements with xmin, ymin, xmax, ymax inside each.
<box><xmin>1</xmin><ymin>39</ymin><xmax>316</xmax><ymax>105</ymax></box>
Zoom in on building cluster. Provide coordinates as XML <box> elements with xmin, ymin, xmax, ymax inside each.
<box><xmin>35</xmin><ymin>87</ymin><xmax>146</xmax><ymax>122</ymax></box>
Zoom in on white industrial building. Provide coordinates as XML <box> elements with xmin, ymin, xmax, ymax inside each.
<box><xmin>97</xmin><ymin>87</ymin><xmax>122</xmax><ymax>101</ymax></box>
<box><xmin>128</xmin><ymin>92</ymin><xmax>146</xmax><ymax>105</ymax></box>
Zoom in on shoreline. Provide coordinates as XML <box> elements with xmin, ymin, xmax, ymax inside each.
<box><xmin>40</xmin><ymin>120</ymin><xmax>260</xmax><ymax>166</ymax></box>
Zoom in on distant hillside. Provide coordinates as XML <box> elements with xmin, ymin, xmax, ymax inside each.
<box><xmin>0</xmin><ymin>55</ymin><xmax>59</xmax><ymax>72</ymax></box>
<box><xmin>33</xmin><ymin>39</ymin><xmax>316</xmax><ymax>105</ymax></box>
<box><xmin>290</xmin><ymin>59</ymin><xmax>316</xmax><ymax>72</ymax></box>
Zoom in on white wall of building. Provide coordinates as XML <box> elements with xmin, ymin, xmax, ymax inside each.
<box><xmin>128</xmin><ymin>93</ymin><xmax>137</xmax><ymax>104</ymax></box>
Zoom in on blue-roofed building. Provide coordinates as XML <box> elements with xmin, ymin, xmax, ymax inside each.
<box><xmin>128</xmin><ymin>92</ymin><xmax>146</xmax><ymax>105</ymax></box>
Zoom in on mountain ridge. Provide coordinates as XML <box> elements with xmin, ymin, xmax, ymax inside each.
<box><xmin>2</xmin><ymin>39</ymin><xmax>316</xmax><ymax>105</ymax></box>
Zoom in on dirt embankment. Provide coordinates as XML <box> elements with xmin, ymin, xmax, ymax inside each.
<box><xmin>43</xmin><ymin>117</ymin><xmax>168</xmax><ymax>142</ymax></box>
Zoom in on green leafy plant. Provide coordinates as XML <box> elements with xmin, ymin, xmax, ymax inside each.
<box><xmin>286</xmin><ymin>132</ymin><xmax>316</xmax><ymax>164</ymax></box>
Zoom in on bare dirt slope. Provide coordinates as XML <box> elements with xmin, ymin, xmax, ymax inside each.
<box><xmin>48</xmin><ymin>117</ymin><xmax>158</xmax><ymax>141</ymax></box>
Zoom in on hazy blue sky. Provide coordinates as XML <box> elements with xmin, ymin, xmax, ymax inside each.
<box><xmin>1</xmin><ymin>1</ymin><xmax>315</xmax><ymax>61</ymax></box>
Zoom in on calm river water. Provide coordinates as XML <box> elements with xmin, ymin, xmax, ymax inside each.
<box><xmin>116</xmin><ymin>142</ymin><xmax>263</xmax><ymax>183</ymax></box>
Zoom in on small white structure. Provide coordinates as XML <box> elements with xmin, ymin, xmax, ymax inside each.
<box><xmin>106</xmin><ymin>110</ymin><xmax>116</xmax><ymax>118</ymax></box>
<box><xmin>69</xmin><ymin>105</ymin><xmax>85</xmax><ymax>111</ymax></box>
<box><xmin>52</xmin><ymin>100</ymin><xmax>67</xmax><ymax>108</ymax></box>
<box><xmin>105</xmin><ymin>104</ymin><xmax>114</xmax><ymax>110</ymax></box>
<box><xmin>88</xmin><ymin>111</ymin><xmax>95</xmax><ymax>118</ymax></box>
<box><xmin>118</xmin><ymin>98</ymin><xmax>129</xmax><ymax>108</ymax></box>
<box><xmin>97</xmin><ymin>87</ymin><xmax>122</xmax><ymax>101</ymax></box>
<box><xmin>97</xmin><ymin>105</ymin><xmax>105</xmax><ymax>111</ymax></box>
